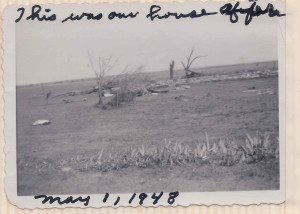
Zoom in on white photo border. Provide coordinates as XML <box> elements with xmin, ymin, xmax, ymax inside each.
<box><xmin>3</xmin><ymin>1</ymin><xmax>286</xmax><ymax>208</ymax></box>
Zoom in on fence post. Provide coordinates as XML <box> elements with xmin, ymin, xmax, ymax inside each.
<box><xmin>170</xmin><ymin>60</ymin><xmax>175</xmax><ymax>80</ymax></box>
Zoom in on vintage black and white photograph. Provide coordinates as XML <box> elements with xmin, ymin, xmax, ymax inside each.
<box><xmin>3</xmin><ymin>1</ymin><xmax>285</xmax><ymax>207</ymax></box>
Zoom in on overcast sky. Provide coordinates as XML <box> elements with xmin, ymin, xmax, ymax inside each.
<box><xmin>16</xmin><ymin>2</ymin><xmax>280</xmax><ymax>85</ymax></box>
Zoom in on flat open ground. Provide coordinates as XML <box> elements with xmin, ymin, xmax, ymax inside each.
<box><xmin>16</xmin><ymin>62</ymin><xmax>280</xmax><ymax>195</ymax></box>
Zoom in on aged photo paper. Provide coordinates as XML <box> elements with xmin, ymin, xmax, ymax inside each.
<box><xmin>3</xmin><ymin>0</ymin><xmax>286</xmax><ymax>208</ymax></box>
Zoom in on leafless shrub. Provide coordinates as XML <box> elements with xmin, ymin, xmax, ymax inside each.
<box><xmin>87</xmin><ymin>51</ymin><xmax>117</xmax><ymax>106</ymax></box>
<box><xmin>181</xmin><ymin>49</ymin><xmax>207</xmax><ymax>78</ymax></box>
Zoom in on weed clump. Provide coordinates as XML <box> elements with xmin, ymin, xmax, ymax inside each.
<box><xmin>103</xmin><ymin>72</ymin><xmax>149</xmax><ymax>109</ymax></box>
<box><xmin>55</xmin><ymin>132</ymin><xmax>279</xmax><ymax>172</ymax></box>
<box><xmin>106</xmin><ymin>84</ymin><xmax>135</xmax><ymax>108</ymax></box>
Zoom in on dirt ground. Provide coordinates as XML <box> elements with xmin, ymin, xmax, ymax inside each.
<box><xmin>16</xmin><ymin>72</ymin><xmax>280</xmax><ymax>195</ymax></box>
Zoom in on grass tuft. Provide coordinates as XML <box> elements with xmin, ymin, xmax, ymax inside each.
<box><xmin>52</xmin><ymin>132</ymin><xmax>279</xmax><ymax>172</ymax></box>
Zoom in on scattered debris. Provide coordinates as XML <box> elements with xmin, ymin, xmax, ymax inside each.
<box><xmin>171</xmin><ymin>87</ymin><xmax>180</xmax><ymax>91</ymax></box>
<box><xmin>243</xmin><ymin>88</ymin><xmax>274</xmax><ymax>95</ymax></box>
<box><xmin>61</xmin><ymin>167</ymin><xmax>72</xmax><ymax>172</ymax></box>
<box><xmin>32</xmin><ymin>120</ymin><xmax>51</xmax><ymax>126</ymax></box>
<box><xmin>48</xmin><ymin>69</ymin><xmax>277</xmax><ymax>103</ymax></box>
<box><xmin>258</xmin><ymin>88</ymin><xmax>274</xmax><ymax>95</ymax></box>
<box><xmin>185</xmin><ymin>70</ymin><xmax>204</xmax><ymax>78</ymax></box>
<box><xmin>111</xmin><ymin>87</ymin><xmax>120</xmax><ymax>92</ymax></box>
<box><xmin>103</xmin><ymin>81</ymin><xmax>118</xmax><ymax>90</ymax></box>
<box><xmin>170</xmin><ymin>84</ymin><xmax>191</xmax><ymax>91</ymax></box>
<box><xmin>243</xmin><ymin>89</ymin><xmax>259</xmax><ymax>93</ymax></box>
<box><xmin>63</xmin><ymin>99</ymin><xmax>73</xmax><ymax>103</ymax></box>
<box><xmin>53</xmin><ymin>91</ymin><xmax>79</xmax><ymax>98</ymax></box>
<box><xmin>181</xmin><ymin>85</ymin><xmax>191</xmax><ymax>89</ymax></box>
<box><xmin>81</xmin><ymin>87</ymin><xmax>99</xmax><ymax>95</ymax></box>
<box><xmin>133</xmin><ymin>88</ymin><xmax>148</xmax><ymax>97</ymax></box>
<box><xmin>147</xmin><ymin>85</ymin><xmax>169</xmax><ymax>93</ymax></box>
<box><xmin>104</xmin><ymin>93</ymin><xmax>114</xmax><ymax>98</ymax></box>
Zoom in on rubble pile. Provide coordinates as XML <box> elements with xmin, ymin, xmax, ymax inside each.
<box><xmin>51</xmin><ymin>69</ymin><xmax>278</xmax><ymax>100</ymax></box>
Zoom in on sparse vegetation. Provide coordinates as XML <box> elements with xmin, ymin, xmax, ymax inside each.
<box><xmin>30</xmin><ymin>132</ymin><xmax>279</xmax><ymax>172</ymax></box>
<box><xmin>106</xmin><ymin>78</ymin><xmax>135</xmax><ymax>108</ymax></box>
<box><xmin>104</xmin><ymin>66</ymin><xmax>146</xmax><ymax>108</ymax></box>
<box><xmin>17</xmin><ymin>61</ymin><xmax>280</xmax><ymax>194</ymax></box>
<box><xmin>87</xmin><ymin>51</ymin><xmax>116</xmax><ymax>106</ymax></box>
<box><xmin>181</xmin><ymin>49</ymin><xmax>206</xmax><ymax>78</ymax></box>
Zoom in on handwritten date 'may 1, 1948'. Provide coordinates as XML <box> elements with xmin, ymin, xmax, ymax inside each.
<box><xmin>34</xmin><ymin>192</ymin><xmax>179</xmax><ymax>206</ymax></box>
<box><xmin>15</xmin><ymin>1</ymin><xmax>285</xmax><ymax>25</ymax></box>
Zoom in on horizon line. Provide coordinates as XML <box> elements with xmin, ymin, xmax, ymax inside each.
<box><xmin>16</xmin><ymin>59</ymin><xmax>278</xmax><ymax>88</ymax></box>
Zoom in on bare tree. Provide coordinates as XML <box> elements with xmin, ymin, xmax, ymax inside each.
<box><xmin>87</xmin><ymin>51</ymin><xmax>116</xmax><ymax>105</ymax></box>
<box><xmin>169</xmin><ymin>60</ymin><xmax>175</xmax><ymax>80</ymax></box>
<box><xmin>181</xmin><ymin>49</ymin><xmax>207</xmax><ymax>78</ymax></box>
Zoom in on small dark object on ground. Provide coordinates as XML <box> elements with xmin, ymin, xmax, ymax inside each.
<box><xmin>46</xmin><ymin>92</ymin><xmax>51</xmax><ymax>100</ymax></box>
<box><xmin>185</xmin><ymin>70</ymin><xmax>204</xmax><ymax>78</ymax></box>
<box><xmin>174</xmin><ymin>95</ymin><xmax>189</xmax><ymax>102</ymax></box>
<box><xmin>147</xmin><ymin>85</ymin><xmax>169</xmax><ymax>93</ymax></box>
